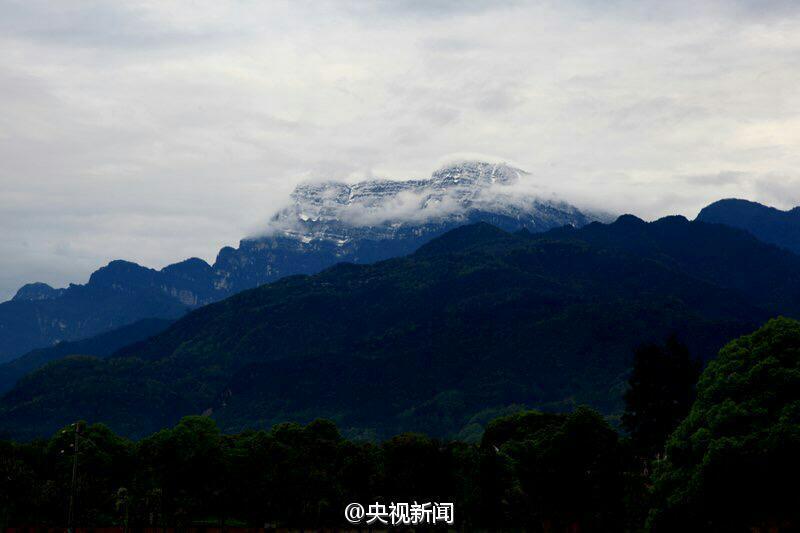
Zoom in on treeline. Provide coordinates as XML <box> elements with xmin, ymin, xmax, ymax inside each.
<box><xmin>1</xmin><ymin>409</ymin><xmax>631</xmax><ymax>531</ymax></box>
<box><xmin>2</xmin><ymin>317</ymin><xmax>799</xmax><ymax>532</ymax></box>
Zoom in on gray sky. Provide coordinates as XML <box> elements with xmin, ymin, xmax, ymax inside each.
<box><xmin>1</xmin><ymin>0</ymin><xmax>800</xmax><ymax>301</ymax></box>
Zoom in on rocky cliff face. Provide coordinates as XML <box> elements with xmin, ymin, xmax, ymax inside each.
<box><xmin>12</xmin><ymin>283</ymin><xmax>65</xmax><ymax>302</ymax></box>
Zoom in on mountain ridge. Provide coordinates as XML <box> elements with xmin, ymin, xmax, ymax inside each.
<box><xmin>2</xmin><ymin>215</ymin><xmax>796</xmax><ymax>440</ymax></box>
<box><xmin>0</xmin><ymin>161</ymin><xmax>605</xmax><ymax>362</ymax></box>
<box><xmin>696</xmin><ymin>198</ymin><xmax>800</xmax><ymax>254</ymax></box>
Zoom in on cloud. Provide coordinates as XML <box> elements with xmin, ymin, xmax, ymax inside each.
<box><xmin>1</xmin><ymin>0</ymin><xmax>800</xmax><ymax>300</ymax></box>
<box><xmin>258</xmin><ymin>161</ymin><xmax>527</xmax><ymax>234</ymax></box>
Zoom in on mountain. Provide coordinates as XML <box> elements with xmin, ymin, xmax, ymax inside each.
<box><xmin>0</xmin><ymin>161</ymin><xmax>605</xmax><ymax>362</ymax></box>
<box><xmin>213</xmin><ymin>161</ymin><xmax>605</xmax><ymax>293</ymax></box>
<box><xmin>0</xmin><ymin>318</ymin><xmax>173</xmax><ymax>395</ymax></box>
<box><xmin>10</xmin><ymin>282</ymin><xmax>65</xmax><ymax>301</ymax></box>
<box><xmin>0</xmin><ymin>259</ymin><xmax>216</xmax><ymax>364</ymax></box>
<box><xmin>696</xmin><ymin>198</ymin><xmax>800</xmax><ymax>254</ymax></box>
<box><xmin>2</xmin><ymin>215</ymin><xmax>798</xmax><ymax>441</ymax></box>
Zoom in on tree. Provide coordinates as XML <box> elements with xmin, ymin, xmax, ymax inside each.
<box><xmin>381</xmin><ymin>433</ymin><xmax>449</xmax><ymax>502</ymax></box>
<box><xmin>135</xmin><ymin>416</ymin><xmax>225</xmax><ymax>526</ymax></box>
<box><xmin>0</xmin><ymin>441</ymin><xmax>39</xmax><ymax>528</ymax></box>
<box><xmin>622</xmin><ymin>335</ymin><xmax>701</xmax><ymax>460</ymax></box>
<box><xmin>648</xmin><ymin>318</ymin><xmax>800</xmax><ymax>532</ymax></box>
<box><xmin>115</xmin><ymin>487</ymin><xmax>130</xmax><ymax>533</ymax></box>
<box><xmin>480</xmin><ymin>408</ymin><xmax>624</xmax><ymax>532</ymax></box>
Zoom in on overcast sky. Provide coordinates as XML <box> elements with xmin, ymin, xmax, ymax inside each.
<box><xmin>1</xmin><ymin>0</ymin><xmax>800</xmax><ymax>301</ymax></box>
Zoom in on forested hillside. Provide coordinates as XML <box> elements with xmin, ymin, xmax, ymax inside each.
<box><xmin>2</xmin><ymin>216</ymin><xmax>798</xmax><ymax>440</ymax></box>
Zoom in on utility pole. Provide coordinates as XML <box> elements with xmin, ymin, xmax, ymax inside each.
<box><xmin>67</xmin><ymin>422</ymin><xmax>81</xmax><ymax>533</ymax></box>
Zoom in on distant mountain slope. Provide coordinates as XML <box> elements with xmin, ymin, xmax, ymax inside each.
<box><xmin>696</xmin><ymin>198</ymin><xmax>800</xmax><ymax>254</ymax></box>
<box><xmin>2</xmin><ymin>216</ymin><xmax>797</xmax><ymax>441</ymax></box>
<box><xmin>543</xmin><ymin>214</ymin><xmax>800</xmax><ymax>312</ymax></box>
<box><xmin>0</xmin><ymin>258</ymin><xmax>214</xmax><ymax>363</ymax></box>
<box><xmin>0</xmin><ymin>161</ymin><xmax>605</xmax><ymax>362</ymax></box>
<box><xmin>0</xmin><ymin>318</ymin><xmax>173</xmax><ymax>394</ymax></box>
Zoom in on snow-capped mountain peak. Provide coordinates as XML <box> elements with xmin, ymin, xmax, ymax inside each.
<box><xmin>266</xmin><ymin>161</ymin><xmax>538</xmax><ymax>237</ymax></box>
<box><xmin>429</xmin><ymin>160</ymin><xmax>525</xmax><ymax>186</ymax></box>
<box><xmin>208</xmin><ymin>160</ymin><xmax>607</xmax><ymax>294</ymax></box>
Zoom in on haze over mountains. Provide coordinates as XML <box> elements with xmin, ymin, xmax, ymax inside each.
<box><xmin>0</xmin><ymin>162</ymin><xmax>606</xmax><ymax>363</ymax></box>
<box><xmin>2</xmin><ymin>214</ymin><xmax>799</xmax><ymax>440</ymax></box>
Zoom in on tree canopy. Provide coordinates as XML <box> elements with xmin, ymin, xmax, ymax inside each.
<box><xmin>649</xmin><ymin>317</ymin><xmax>800</xmax><ymax>531</ymax></box>
<box><xmin>0</xmin><ymin>408</ymin><xmax>631</xmax><ymax>531</ymax></box>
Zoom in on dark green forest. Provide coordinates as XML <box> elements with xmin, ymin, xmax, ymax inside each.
<box><xmin>2</xmin><ymin>318</ymin><xmax>799</xmax><ymax>532</ymax></box>
<box><xmin>5</xmin><ymin>217</ymin><xmax>800</xmax><ymax>441</ymax></box>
